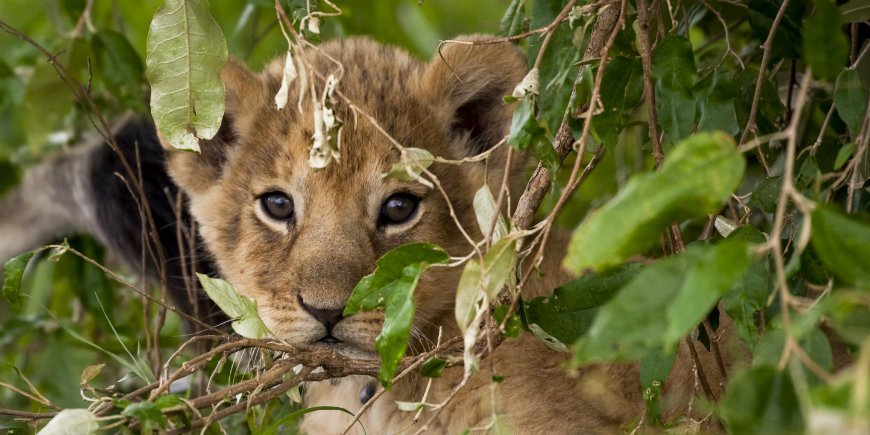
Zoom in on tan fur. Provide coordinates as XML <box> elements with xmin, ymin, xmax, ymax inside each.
<box><xmin>162</xmin><ymin>37</ymin><xmax>735</xmax><ymax>433</ymax></box>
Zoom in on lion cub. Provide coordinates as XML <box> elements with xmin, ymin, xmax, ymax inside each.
<box><xmin>1</xmin><ymin>37</ymin><xmax>725</xmax><ymax>433</ymax></box>
<box><xmin>165</xmin><ymin>36</ymin><xmax>654</xmax><ymax>434</ymax></box>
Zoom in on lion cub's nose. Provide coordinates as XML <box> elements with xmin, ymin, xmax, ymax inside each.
<box><xmin>298</xmin><ymin>295</ymin><xmax>345</xmax><ymax>331</ymax></box>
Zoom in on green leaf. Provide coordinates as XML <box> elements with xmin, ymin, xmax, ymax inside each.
<box><xmin>508</xmin><ymin>98</ymin><xmax>546</xmax><ymax>150</ymax></box>
<box><xmin>840</xmin><ymin>0</ymin><xmax>870</xmax><ymax>23</ymax></box>
<box><xmin>2</xmin><ymin>251</ymin><xmax>33</xmax><ymax>310</ymax></box>
<box><xmin>652</xmin><ymin>35</ymin><xmax>697</xmax><ymax>143</ymax></box>
<box><xmin>92</xmin><ymin>30</ymin><xmax>145</xmax><ymax>110</ymax></box>
<box><xmin>521</xmin><ymin>264</ymin><xmax>641</xmax><ymax>346</ymax></box>
<box><xmin>344</xmin><ymin>243</ymin><xmax>448</xmax><ymax>388</ymax></box>
<box><xmin>694</xmin><ymin>69</ymin><xmax>739</xmax><ymax>135</ymax></box>
<box><xmin>498</xmin><ymin>0</ymin><xmax>524</xmax><ymax>37</ymax></box>
<box><xmin>721</xmin><ymin>365</ymin><xmax>805</xmax><ymax>434</ymax></box>
<box><xmin>196</xmin><ymin>273</ymin><xmax>269</xmax><ymax>339</ymax></box>
<box><xmin>473</xmin><ymin>185</ymin><xmax>507</xmax><ymax>243</ymax></box>
<box><xmin>571</xmin><ymin>239</ymin><xmax>750</xmax><ymax>365</ymax></box>
<box><xmin>385</xmin><ymin>148</ymin><xmax>435</xmax><ymax>184</ymax></box>
<box><xmin>736</xmin><ymin>66</ymin><xmax>786</xmax><ymax>135</ymax></box>
<box><xmin>722</xmin><ymin>227</ymin><xmax>770</xmax><ymax>351</ymax></box>
<box><xmin>747</xmin><ymin>0</ymin><xmax>805</xmax><ymax>61</ymax></box>
<box><xmin>749</xmin><ymin>176</ymin><xmax>783</xmax><ymax>214</ymax></box>
<box><xmin>834</xmin><ymin>143</ymin><xmax>856</xmax><ymax>170</ymax></box>
<box><xmin>420</xmin><ymin>357</ymin><xmax>447</xmax><ymax>378</ymax></box>
<box><xmin>834</xmin><ymin>69</ymin><xmax>870</xmax><ymax>136</ymax></box>
<box><xmin>122</xmin><ymin>401</ymin><xmax>168</xmax><ymax>430</ymax></box>
<box><xmin>804</xmin><ymin>0</ymin><xmax>849</xmax><ymax>81</ymax></box>
<box><xmin>640</xmin><ymin>347</ymin><xmax>677</xmax><ymax>390</ymax></box>
<box><xmin>146</xmin><ymin>0</ymin><xmax>228</xmax><ymax>152</ymax></box>
<box><xmin>593</xmin><ymin>56</ymin><xmax>644</xmax><ymax>149</ymax></box>
<box><xmin>564</xmin><ymin>132</ymin><xmax>745</xmax><ymax>273</ymax></box>
<box><xmin>810</xmin><ymin>205</ymin><xmax>870</xmax><ymax>288</ymax></box>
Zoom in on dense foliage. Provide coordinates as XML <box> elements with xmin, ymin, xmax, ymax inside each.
<box><xmin>1</xmin><ymin>0</ymin><xmax>869</xmax><ymax>433</ymax></box>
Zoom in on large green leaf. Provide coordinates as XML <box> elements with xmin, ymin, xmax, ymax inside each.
<box><xmin>564</xmin><ymin>132</ymin><xmax>745</xmax><ymax>273</ymax></box>
<box><xmin>571</xmin><ymin>239</ymin><xmax>750</xmax><ymax>365</ymax></box>
<box><xmin>736</xmin><ymin>66</ymin><xmax>786</xmax><ymax>135</ymax></box>
<box><xmin>803</xmin><ymin>0</ymin><xmax>849</xmax><ymax>81</ymax></box>
<box><xmin>652</xmin><ymin>35</ymin><xmax>697</xmax><ymax>143</ymax></box>
<box><xmin>694</xmin><ymin>69</ymin><xmax>739</xmax><ymax>135</ymax></box>
<box><xmin>146</xmin><ymin>0</ymin><xmax>228</xmax><ymax>152</ymax></box>
<box><xmin>834</xmin><ymin>69</ymin><xmax>870</xmax><ymax>137</ymax></box>
<box><xmin>521</xmin><ymin>264</ymin><xmax>641</xmax><ymax>348</ymax></box>
<box><xmin>593</xmin><ymin>56</ymin><xmax>644</xmax><ymax>149</ymax></box>
<box><xmin>721</xmin><ymin>365</ymin><xmax>805</xmax><ymax>434</ymax></box>
<box><xmin>344</xmin><ymin>243</ymin><xmax>448</xmax><ymax>388</ymax></box>
<box><xmin>2</xmin><ymin>251</ymin><xmax>33</xmax><ymax>310</ymax></box>
<box><xmin>455</xmin><ymin>238</ymin><xmax>517</xmax><ymax>332</ymax></box>
<box><xmin>810</xmin><ymin>205</ymin><xmax>870</xmax><ymax>288</ymax></box>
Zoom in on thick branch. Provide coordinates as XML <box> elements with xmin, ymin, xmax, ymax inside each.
<box><xmin>513</xmin><ymin>4</ymin><xmax>623</xmax><ymax>230</ymax></box>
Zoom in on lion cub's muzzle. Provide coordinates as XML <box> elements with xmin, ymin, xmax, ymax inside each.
<box><xmin>297</xmin><ymin>294</ymin><xmax>345</xmax><ymax>343</ymax></box>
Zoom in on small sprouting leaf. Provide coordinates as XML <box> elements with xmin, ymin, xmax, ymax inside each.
<box><xmin>810</xmin><ymin>205</ymin><xmax>870</xmax><ymax>288</ymax></box>
<box><xmin>37</xmin><ymin>409</ymin><xmax>99</xmax><ymax>435</ymax></box>
<box><xmin>803</xmin><ymin>0</ymin><xmax>849</xmax><ymax>81</ymax></box>
<box><xmin>571</xmin><ymin>238</ymin><xmax>750</xmax><ymax>365</ymax></box>
<box><xmin>396</xmin><ymin>401</ymin><xmax>425</xmax><ymax>412</ymax></box>
<box><xmin>652</xmin><ymin>35</ymin><xmax>697</xmax><ymax>143</ymax></box>
<box><xmin>344</xmin><ymin>243</ymin><xmax>449</xmax><ymax>388</ymax></box>
<box><xmin>146</xmin><ymin>0</ymin><xmax>228</xmax><ymax>152</ymax></box>
<box><xmin>694</xmin><ymin>69</ymin><xmax>739</xmax><ymax>135</ymax></box>
<box><xmin>834</xmin><ymin>143</ymin><xmax>856</xmax><ymax>170</ymax></box>
<box><xmin>3</xmin><ymin>251</ymin><xmax>33</xmax><ymax>310</ymax></box>
<box><xmin>834</xmin><ymin>69</ymin><xmax>870</xmax><ymax>136</ymax></box>
<box><xmin>564</xmin><ymin>132</ymin><xmax>745</xmax><ymax>273</ymax></box>
<box><xmin>196</xmin><ymin>273</ymin><xmax>269</xmax><ymax>339</ymax></box>
<box><xmin>721</xmin><ymin>365</ymin><xmax>805</xmax><ymax>434</ymax></box>
<box><xmin>420</xmin><ymin>357</ymin><xmax>447</xmax><ymax>378</ymax></box>
<box><xmin>80</xmin><ymin>364</ymin><xmax>105</xmax><ymax>385</ymax></box>
<box><xmin>521</xmin><ymin>264</ymin><xmax>641</xmax><ymax>346</ymax></box>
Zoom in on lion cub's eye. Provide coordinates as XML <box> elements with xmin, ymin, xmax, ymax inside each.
<box><xmin>260</xmin><ymin>192</ymin><xmax>295</xmax><ymax>221</ymax></box>
<box><xmin>379</xmin><ymin>193</ymin><xmax>419</xmax><ymax>226</ymax></box>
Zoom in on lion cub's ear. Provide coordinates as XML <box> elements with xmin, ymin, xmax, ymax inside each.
<box><xmin>162</xmin><ymin>59</ymin><xmax>267</xmax><ymax>194</ymax></box>
<box><xmin>420</xmin><ymin>35</ymin><xmax>527</xmax><ymax>156</ymax></box>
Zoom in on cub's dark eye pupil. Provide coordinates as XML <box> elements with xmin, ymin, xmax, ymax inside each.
<box><xmin>381</xmin><ymin>194</ymin><xmax>419</xmax><ymax>225</ymax></box>
<box><xmin>261</xmin><ymin>193</ymin><xmax>294</xmax><ymax>220</ymax></box>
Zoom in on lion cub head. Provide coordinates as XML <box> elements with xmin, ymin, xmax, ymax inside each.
<box><xmin>163</xmin><ymin>37</ymin><xmax>526</xmax><ymax>352</ymax></box>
